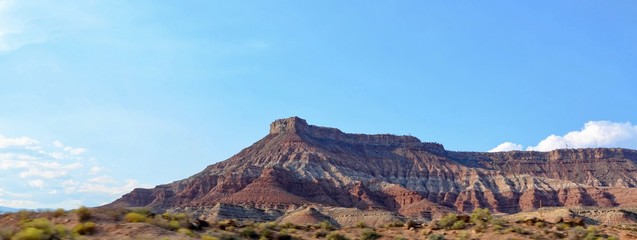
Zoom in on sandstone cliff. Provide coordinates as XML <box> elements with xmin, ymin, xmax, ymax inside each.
<box><xmin>107</xmin><ymin>117</ymin><xmax>637</xmax><ymax>223</ymax></box>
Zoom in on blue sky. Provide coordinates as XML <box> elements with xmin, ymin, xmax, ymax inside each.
<box><xmin>0</xmin><ymin>1</ymin><xmax>636</xmax><ymax>209</ymax></box>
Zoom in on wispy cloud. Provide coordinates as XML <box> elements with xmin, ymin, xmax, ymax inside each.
<box><xmin>490</xmin><ymin>121</ymin><xmax>637</xmax><ymax>152</ymax></box>
<box><xmin>0</xmin><ymin>133</ymin><xmax>147</xmax><ymax>209</ymax></box>
<box><xmin>0</xmin><ymin>0</ymin><xmax>101</xmax><ymax>53</ymax></box>
<box><xmin>0</xmin><ymin>135</ymin><xmax>38</xmax><ymax>148</ymax></box>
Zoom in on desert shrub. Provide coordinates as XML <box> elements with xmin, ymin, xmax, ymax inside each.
<box><xmin>474</xmin><ymin>220</ymin><xmax>488</xmax><ymax>233</ymax></box>
<box><xmin>131</xmin><ymin>207</ymin><xmax>151</xmax><ymax>216</ymax></box>
<box><xmin>457</xmin><ymin>231</ymin><xmax>471</xmax><ymax>240</ymax></box>
<box><xmin>53</xmin><ymin>224</ymin><xmax>69</xmax><ymax>238</ymax></box>
<box><xmin>217</xmin><ymin>219</ymin><xmax>237</xmax><ymax>230</ymax></box>
<box><xmin>124</xmin><ymin>212</ymin><xmax>147</xmax><ymax>223</ymax></box>
<box><xmin>169</xmin><ymin>220</ymin><xmax>182</xmax><ymax>230</ymax></box>
<box><xmin>11</xmin><ymin>227</ymin><xmax>45</xmax><ymax>240</ymax></box>
<box><xmin>320</xmin><ymin>220</ymin><xmax>335</xmax><ymax>231</ymax></box>
<box><xmin>280</xmin><ymin>222</ymin><xmax>295</xmax><ymax>229</ymax></box>
<box><xmin>21</xmin><ymin>218</ymin><xmax>53</xmax><ymax>234</ymax></box>
<box><xmin>201</xmin><ymin>235</ymin><xmax>220</xmax><ymax>240</ymax></box>
<box><xmin>608</xmin><ymin>236</ymin><xmax>620</xmax><ymax>240</ymax></box>
<box><xmin>178</xmin><ymin>228</ymin><xmax>195</xmax><ymax>237</ymax></box>
<box><xmin>582</xmin><ymin>226</ymin><xmax>600</xmax><ymax>240</ymax></box>
<box><xmin>72</xmin><ymin>221</ymin><xmax>96</xmax><ymax>235</ymax></box>
<box><xmin>75</xmin><ymin>206</ymin><xmax>91</xmax><ymax>222</ymax></box>
<box><xmin>489</xmin><ymin>218</ymin><xmax>507</xmax><ymax>227</ymax></box>
<box><xmin>534</xmin><ymin>221</ymin><xmax>546</xmax><ymax>228</ymax></box>
<box><xmin>240</xmin><ymin>227</ymin><xmax>258</xmax><ymax>239</ymax></box>
<box><xmin>456</xmin><ymin>231</ymin><xmax>471</xmax><ymax>240</ymax></box>
<box><xmin>355</xmin><ymin>221</ymin><xmax>367</xmax><ymax>228</ymax></box>
<box><xmin>360</xmin><ymin>229</ymin><xmax>381</xmax><ymax>240</ymax></box>
<box><xmin>427</xmin><ymin>234</ymin><xmax>445</xmax><ymax>240</ymax></box>
<box><xmin>557</xmin><ymin>223</ymin><xmax>571</xmax><ymax>231</ymax></box>
<box><xmin>259</xmin><ymin>228</ymin><xmax>274</xmax><ymax>239</ymax></box>
<box><xmin>505</xmin><ymin>226</ymin><xmax>529</xmax><ymax>235</ymax></box>
<box><xmin>218</xmin><ymin>234</ymin><xmax>239</xmax><ymax>240</ymax></box>
<box><xmin>436</xmin><ymin>213</ymin><xmax>458</xmax><ymax>229</ymax></box>
<box><xmin>17</xmin><ymin>211</ymin><xmax>32</xmax><ymax>221</ymax></box>
<box><xmin>326</xmin><ymin>232</ymin><xmax>349</xmax><ymax>240</ymax></box>
<box><xmin>450</xmin><ymin>220</ymin><xmax>466</xmax><ymax>230</ymax></box>
<box><xmin>492</xmin><ymin>223</ymin><xmax>503</xmax><ymax>232</ymax></box>
<box><xmin>313</xmin><ymin>230</ymin><xmax>328</xmax><ymax>238</ymax></box>
<box><xmin>52</xmin><ymin>208</ymin><xmax>66</xmax><ymax>218</ymax></box>
<box><xmin>470</xmin><ymin>208</ymin><xmax>492</xmax><ymax>225</ymax></box>
<box><xmin>567</xmin><ymin>226</ymin><xmax>587</xmax><ymax>240</ymax></box>
<box><xmin>275</xmin><ymin>233</ymin><xmax>293</xmax><ymax>240</ymax></box>
<box><xmin>387</xmin><ymin>220</ymin><xmax>405</xmax><ymax>228</ymax></box>
<box><xmin>173</xmin><ymin>213</ymin><xmax>187</xmax><ymax>220</ymax></box>
<box><xmin>0</xmin><ymin>229</ymin><xmax>14</xmax><ymax>240</ymax></box>
<box><xmin>261</xmin><ymin>221</ymin><xmax>277</xmax><ymax>230</ymax></box>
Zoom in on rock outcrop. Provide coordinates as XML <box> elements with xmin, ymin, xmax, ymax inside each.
<box><xmin>107</xmin><ymin>117</ymin><xmax>637</xmax><ymax>224</ymax></box>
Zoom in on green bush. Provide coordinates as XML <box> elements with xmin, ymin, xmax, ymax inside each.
<box><xmin>20</xmin><ymin>218</ymin><xmax>53</xmax><ymax>235</ymax></box>
<box><xmin>326</xmin><ymin>232</ymin><xmax>349</xmax><ymax>240</ymax></box>
<box><xmin>470</xmin><ymin>208</ymin><xmax>492</xmax><ymax>225</ymax></box>
<box><xmin>72</xmin><ymin>221</ymin><xmax>96</xmax><ymax>235</ymax></box>
<box><xmin>320</xmin><ymin>220</ymin><xmax>335</xmax><ymax>231</ymax></box>
<box><xmin>173</xmin><ymin>213</ymin><xmax>187</xmax><ymax>220</ymax></box>
<box><xmin>275</xmin><ymin>233</ymin><xmax>292</xmax><ymax>240</ymax></box>
<box><xmin>239</xmin><ymin>227</ymin><xmax>258</xmax><ymax>239</ymax></box>
<box><xmin>428</xmin><ymin>234</ymin><xmax>445</xmax><ymax>240</ymax></box>
<box><xmin>131</xmin><ymin>207</ymin><xmax>151</xmax><ymax>215</ymax></box>
<box><xmin>360</xmin><ymin>229</ymin><xmax>381</xmax><ymax>240</ymax></box>
<box><xmin>280</xmin><ymin>222</ymin><xmax>296</xmax><ymax>229</ymax></box>
<box><xmin>177</xmin><ymin>228</ymin><xmax>195</xmax><ymax>237</ymax></box>
<box><xmin>0</xmin><ymin>229</ymin><xmax>14</xmax><ymax>240</ymax></box>
<box><xmin>201</xmin><ymin>235</ymin><xmax>220</xmax><ymax>240</ymax></box>
<box><xmin>313</xmin><ymin>230</ymin><xmax>328</xmax><ymax>238</ymax></box>
<box><xmin>457</xmin><ymin>231</ymin><xmax>471</xmax><ymax>240</ymax></box>
<box><xmin>124</xmin><ymin>212</ymin><xmax>147</xmax><ymax>223</ymax></box>
<box><xmin>387</xmin><ymin>220</ymin><xmax>405</xmax><ymax>227</ymax></box>
<box><xmin>52</xmin><ymin>208</ymin><xmax>66</xmax><ymax>218</ymax></box>
<box><xmin>450</xmin><ymin>220</ymin><xmax>466</xmax><ymax>230</ymax></box>
<box><xmin>75</xmin><ymin>206</ymin><xmax>91</xmax><ymax>222</ymax></box>
<box><xmin>436</xmin><ymin>213</ymin><xmax>458</xmax><ymax>229</ymax></box>
<box><xmin>489</xmin><ymin>218</ymin><xmax>507</xmax><ymax>227</ymax></box>
<box><xmin>355</xmin><ymin>221</ymin><xmax>367</xmax><ymax>228</ymax></box>
<box><xmin>11</xmin><ymin>227</ymin><xmax>45</xmax><ymax>240</ymax></box>
<box><xmin>17</xmin><ymin>211</ymin><xmax>32</xmax><ymax>221</ymax></box>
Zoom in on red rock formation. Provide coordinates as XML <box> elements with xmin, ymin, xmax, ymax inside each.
<box><xmin>107</xmin><ymin>117</ymin><xmax>637</xmax><ymax>220</ymax></box>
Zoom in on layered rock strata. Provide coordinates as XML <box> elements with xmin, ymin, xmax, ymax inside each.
<box><xmin>108</xmin><ymin>117</ymin><xmax>637</xmax><ymax>223</ymax></box>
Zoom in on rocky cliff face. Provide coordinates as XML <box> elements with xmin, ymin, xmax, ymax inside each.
<box><xmin>108</xmin><ymin>117</ymin><xmax>637</xmax><ymax>222</ymax></box>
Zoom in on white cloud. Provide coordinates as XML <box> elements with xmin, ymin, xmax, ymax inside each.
<box><xmin>0</xmin><ymin>199</ymin><xmax>36</xmax><ymax>208</ymax></box>
<box><xmin>89</xmin><ymin>166</ymin><xmax>102</xmax><ymax>174</ymax></box>
<box><xmin>28</xmin><ymin>179</ymin><xmax>44</xmax><ymax>188</ymax></box>
<box><xmin>52</xmin><ymin>141</ymin><xmax>64</xmax><ymax>148</ymax></box>
<box><xmin>490</xmin><ymin>121</ymin><xmax>637</xmax><ymax>152</ymax></box>
<box><xmin>0</xmin><ymin>134</ymin><xmax>38</xmax><ymax>148</ymax></box>
<box><xmin>63</xmin><ymin>178</ymin><xmax>146</xmax><ymax>196</ymax></box>
<box><xmin>489</xmin><ymin>142</ymin><xmax>523</xmax><ymax>152</ymax></box>
<box><xmin>52</xmin><ymin>140</ymin><xmax>87</xmax><ymax>155</ymax></box>
<box><xmin>0</xmin><ymin>132</ymin><xmax>147</xmax><ymax>208</ymax></box>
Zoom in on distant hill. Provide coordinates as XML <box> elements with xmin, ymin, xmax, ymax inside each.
<box><xmin>0</xmin><ymin>206</ymin><xmax>18</xmax><ymax>213</ymax></box>
<box><xmin>108</xmin><ymin>117</ymin><xmax>637</xmax><ymax>225</ymax></box>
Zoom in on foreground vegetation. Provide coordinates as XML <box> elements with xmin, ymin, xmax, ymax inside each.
<box><xmin>0</xmin><ymin>207</ymin><xmax>632</xmax><ymax>239</ymax></box>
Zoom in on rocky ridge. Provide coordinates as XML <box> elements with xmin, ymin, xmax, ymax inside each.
<box><xmin>108</xmin><ymin>117</ymin><xmax>637</xmax><ymax>225</ymax></box>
